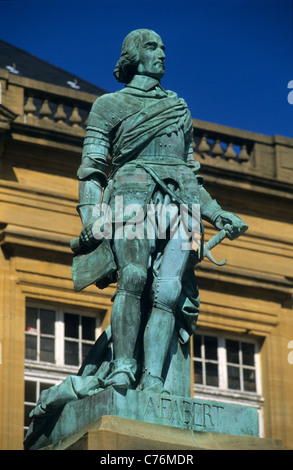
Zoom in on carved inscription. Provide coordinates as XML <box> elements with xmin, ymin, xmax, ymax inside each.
<box><xmin>142</xmin><ymin>394</ymin><xmax>224</xmax><ymax>430</ymax></box>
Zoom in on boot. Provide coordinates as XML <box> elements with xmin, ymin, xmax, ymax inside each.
<box><xmin>137</xmin><ymin>371</ymin><xmax>170</xmax><ymax>395</ymax></box>
<box><xmin>102</xmin><ymin>358</ymin><xmax>137</xmax><ymax>391</ymax></box>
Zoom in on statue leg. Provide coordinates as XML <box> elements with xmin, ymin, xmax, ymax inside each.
<box><xmin>106</xmin><ymin>237</ymin><xmax>150</xmax><ymax>390</ymax></box>
<box><xmin>139</xmin><ymin>229</ymin><xmax>191</xmax><ymax>393</ymax></box>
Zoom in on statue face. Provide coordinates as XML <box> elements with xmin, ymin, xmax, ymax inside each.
<box><xmin>137</xmin><ymin>31</ymin><xmax>166</xmax><ymax>80</ymax></box>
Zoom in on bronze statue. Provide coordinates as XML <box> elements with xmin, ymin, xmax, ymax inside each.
<box><xmin>27</xmin><ymin>29</ymin><xmax>247</xmax><ymax>422</ymax></box>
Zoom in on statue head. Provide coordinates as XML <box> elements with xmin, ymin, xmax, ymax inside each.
<box><xmin>114</xmin><ymin>29</ymin><xmax>166</xmax><ymax>84</ymax></box>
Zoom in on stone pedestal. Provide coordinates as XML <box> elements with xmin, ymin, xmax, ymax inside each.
<box><xmin>65</xmin><ymin>416</ymin><xmax>282</xmax><ymax>451</ymax></box>
<box><xmin>24</xmin><ymin>388</ymin><xmax>283</xmax><ymax>450</ymax></box>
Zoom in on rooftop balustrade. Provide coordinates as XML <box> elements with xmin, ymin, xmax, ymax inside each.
<box><xmin>1</xmin><ymin>68</ymin><xmax>293</xmax><ymax>185</ymax></box>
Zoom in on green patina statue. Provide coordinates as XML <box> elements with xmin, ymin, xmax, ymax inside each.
<box><xmin>26</xmin><ymin>29</ymin><xmax>248</xmax><ymax>427</ymax></box>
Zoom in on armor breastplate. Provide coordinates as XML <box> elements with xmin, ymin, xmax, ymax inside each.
<box><xmin>136</xmin><ymin>129</ymin><xmax>186</xmax><ymax>161</ymax></box>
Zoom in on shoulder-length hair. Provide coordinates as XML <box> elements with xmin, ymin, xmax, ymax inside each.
<box><xmin>113</xmin><ymin>29</ymin><xmax>154</xmax><ymax>84</ymax></box>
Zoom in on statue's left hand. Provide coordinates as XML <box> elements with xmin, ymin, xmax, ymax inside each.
<box><xmin>215</xmin><ymin>211</ymin><xmax>248</xmax><ymax>240</ymax></box>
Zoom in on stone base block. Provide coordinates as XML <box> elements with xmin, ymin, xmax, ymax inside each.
<box><xmin>24</xmin><ymin>387</ymin><xmax>283</xmax><ymax>450</ymax></box>
<box><xmin>65</xmin><ymin>415</ymin><xmax>283</xmax><ymax>451</ymax></box>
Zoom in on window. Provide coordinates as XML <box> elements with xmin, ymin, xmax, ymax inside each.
<box><xmin>193</xmin><ymin>333</ymin><xmax>263</xmax><ymax>406</ymax></box>
<box><xmin>194</xmin><ymin>335</ymin><xmax>219</xmax><ymax>388</ymax></box>
<box><xmin>226</xmin><ymin>339</ymin><xmax>256</xmax><ymax>392</ymax></box>
<box><xmin>193</xmin><ymin>334</ymin><xmax>260</xmax><ymax>394</ymax></box>
<box><xmin>24</xmin><ymin>378</ymin><xmax>57</xmax><ymax>435</ymax></box>
<box><xmin>25</xmin><ymin>305</ymin><xmax>100</xmax><ymax>368</ymax></box>
<box><xmin>64</xmin><ymin>313</ymin><xmax>96</xmax><ymax>366</ymax></box>
<box><xmin>25</xmin><ymin>306</ymin><xmax>56</xmax><ymax>363</ymax></box>
<box><xmin>24</xmin><ymin>303</ymin><xmax>104</xmax><ymax>433</ymax></box>
<box><xmin>193</xmin><ymin>333</ymin><xmax>264</xmax><ymax>437</ymax></box>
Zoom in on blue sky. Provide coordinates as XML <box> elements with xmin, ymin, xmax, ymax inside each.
<box><xmin>0</xmin><ymin>0</ymin><xmax>292</xmax><ymax>138</ymax></box>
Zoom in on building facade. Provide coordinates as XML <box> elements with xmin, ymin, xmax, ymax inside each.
<box><xmin>0</xmin><ymin>42</ymin><xmax>293</xmax><ymax>449</ymax></box>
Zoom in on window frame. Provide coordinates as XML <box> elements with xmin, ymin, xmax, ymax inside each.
<box><xmin>25</xmin><ymin>302</ymin><xmax>103</xmax><ymax>375</ymax></box>
<box><xmin>24</xmin><ymin>302</ymin><xmax>106</xmax><ymax>433</ymax></box>
<box><xmin>192</xmin><ymin>331</ymin><xmax>263</xmax><ymax>403</ymax></box>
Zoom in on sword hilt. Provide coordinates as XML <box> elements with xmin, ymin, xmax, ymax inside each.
<box><xmin>203</xmin><ymin>224</ymin><xmax>232</xmax><ymax>266</ymax></box>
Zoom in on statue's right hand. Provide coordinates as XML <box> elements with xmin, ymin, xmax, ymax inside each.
<box><xmin>79</xmin><ymin>217</ymin><xmax>100</xmax><ymax>248</ymax></box>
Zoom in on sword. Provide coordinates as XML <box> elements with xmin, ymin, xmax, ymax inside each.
<box><xmin>201</xmin><ymin>224</ymin><xmax>232</xmax><ymax>266</ymax></box>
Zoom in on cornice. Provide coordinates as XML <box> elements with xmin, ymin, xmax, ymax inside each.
<box><xmin>10</xmin><ymin>120</ymin><xmax>84</xmax><ymax>154</ymax></box>
<box><xmin>0</xmin><ymin>223</ymin><xmax>73</xmax><ymax>255</ymax></box>
<box><xmin>0</xmin><ymin>103</ymin><xmax>18</xmax><ymax>134</ymax></box>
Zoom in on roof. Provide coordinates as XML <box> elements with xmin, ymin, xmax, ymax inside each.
<box><xmin>0</xmin><ymin>39</ymin><xmax>107</xmax><ymax>95</ymax></box>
